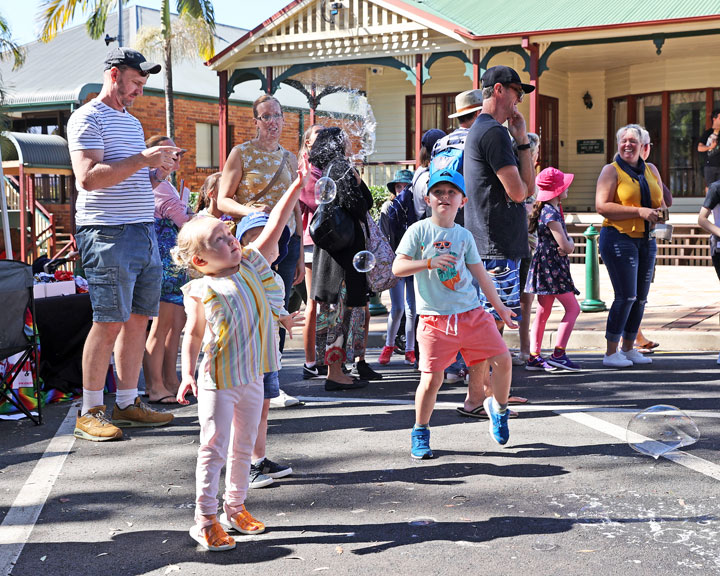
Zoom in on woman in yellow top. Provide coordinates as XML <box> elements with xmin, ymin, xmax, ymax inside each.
<box><xmin>596</xmin><ymin>124</ymin><xmax>666</xmax><ymax>369</ymax></box>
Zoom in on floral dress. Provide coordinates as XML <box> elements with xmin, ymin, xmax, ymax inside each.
<box><xmin>525</xmin><ymin>204</ymin><xmax>579</xmax><ymax>296</ymax></box>
<box><xmin>155</xmin><ymin>217</ymin><xmax>188</xmax><ymax>305</ymax></box>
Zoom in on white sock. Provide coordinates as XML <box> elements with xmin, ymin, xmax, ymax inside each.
<box><xmin>81</xmin><ymin>389</ymin><xmax>105</xmax><ymax>416</ymax></box>
<box><xmin>115</xmin><ymin>388</ymin><xmax>138</xmax><ymax>410</ymax></box>
<box><xmin>305</xmin><ymin>361</ymin><xmax>316</xmax><ymax>368</ymax></box>
<box><xmin>493</xmin><ymin>398</ymin><xmax>508</xmax><ymax>414</ymax></box>
<box><xmin>252</xmin><ymin>457</ymin><xmax>265</xmax><ymax>466</ymax></box>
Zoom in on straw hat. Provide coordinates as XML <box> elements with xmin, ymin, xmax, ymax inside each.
<box><xmin>448</xmin><ymin>89</ymin><xmax>483</xmax><ymax>118</ymax></box>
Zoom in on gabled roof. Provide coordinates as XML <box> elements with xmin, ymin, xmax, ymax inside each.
<box><xmin>207</xmin><ymin>0</ymin><xmax>720</xmax><ymax>72</ymax></box>
<box><xmin>393</xmin><ymin>0</ymin><xmax>720</xmax><ymax>38</ymax></box>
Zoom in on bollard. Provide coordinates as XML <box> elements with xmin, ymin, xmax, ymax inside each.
<box><xmin>580</xmin><ymin>224</ymin><xmax>606</xmax><ymax>312</ymax></box>
<box><xmin>368</xmin><ymin>292</ymin><xmax>388</xmax><ymax>316</ymax></box>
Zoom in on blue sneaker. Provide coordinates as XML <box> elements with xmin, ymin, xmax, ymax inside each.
<box><xmin>411</xmin><ymin>426</ymin><xmax>433</xmax><ymax>459</ymax></box>
<box><xmin>483</xmin><ymin>397</ymin><xmax>510</xmax><ymax>445</ymax></box>
<box><xmin>525</xmin><ymin>355</ymin><xmax>557</xmax><ymax>372</ymax></box>
<box><xmin>545</xmin><ymin>352</ymin><xmax>582</xmax><ymax>372</ymax></box>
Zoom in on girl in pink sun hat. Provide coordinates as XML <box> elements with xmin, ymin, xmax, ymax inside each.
<box><xmin>524</xmin><ymin>167</ymin><xmax>582</xmax><ymax>372</ymax></box>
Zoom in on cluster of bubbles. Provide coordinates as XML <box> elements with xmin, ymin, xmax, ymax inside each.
<box><xmin>626</xmin><ymin>404</ymin><xmax>700</xmax><ymax>459</ymax></box>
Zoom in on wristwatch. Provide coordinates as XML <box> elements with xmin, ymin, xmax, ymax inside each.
<box><xmin>516</xmin><ymin>142</ymin><xmax>532</xmax><ymax>150</ymax></box>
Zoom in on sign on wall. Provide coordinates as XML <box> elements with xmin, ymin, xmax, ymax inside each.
<box><xmin>577</xmin><ymin>139</ymin><xmax>604</xmax><ymax>154</ymax></box>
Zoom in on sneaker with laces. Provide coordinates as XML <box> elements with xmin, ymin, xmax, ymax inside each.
<box><xmin>249</xmin><ymin>462</ymin><xmax>275</xmax><ymax>488</ymax></box>
<box><xmin>404</xmin><ymin>350</ymin><xmax>417</xmax><ymax>366</ymax></box>
<box><xmin>378</xmin><ymin>345</ymin><xmax>394</xmax><ymax>365</ymax></box>
<box><xmin>483</xmin><ymin>397</ymin><xmax>510</xmax><ymax>445</ymax></box>
<box><xmin>511</xmin><ymin>352</ymin><xmax>528</xmax><ymax>366</ymax></box>
<box><xmin>112</xmin><ymin>397</ymin><xmax>174</xmax><ymax>428</ymax></box>
<box><xmin>545</xmin><ymin>353</ymin><xmax>582</xmax><ymax>371</ymax></box>
<box><xmin>219</xmin><ymin>505</ymin><xmax>265</xmax><ymax>535</ymax></box>
<box><xmin>525</xmin><ymin>355</ymin><xmax>557</xmax><ymax>372</ymax></box>
<box><xmin>621</xmin><ymin>349</ymin><xmax>652</xmax><ymax>365</ymax></box>
<box><xmin>351</xmin><ymin>360</ymin><xmax>383</xmax><ymax>380</ymax></box>
<box><xmin>256</xmin><ymin>457</ymin><xmax>293</xmax><ymax>479</ymax></box>
<box><xmin>411</xmin><ymin>426</ymin><xmax>433</xmax><ymax>459</ymax></box>
<box><xmin>74</xmin><ymin>406</ymin><xmax>123</xmax><ymax>441</ymax></box>
<box><xmin>269</xmin><ymin>389</ymin><xmax>301</xmax><ymax>408</ymax></box>
<box><xmin>302</xmin><ymin>363</ymin><xmax>327</xmax><ymax>379</ymax></box>
<box><xmin>603</xmin><ymin>351</ymin><xmax>633</xmax><ymax>368</ymax></box>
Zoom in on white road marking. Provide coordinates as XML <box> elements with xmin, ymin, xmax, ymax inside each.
<box><xmin>297</xmin><ymin>395</ymin><xmax>720</xmax><ymax>480</ymax></box>
<box><xmin>560</xmin><ymin>411</ymin><xmax>720</xmax><ymax>481</ymax></box>
<box><xmin>0</xmin><ymin>404</ymin><xmax>77</xmax><ymax>572</ymax></box>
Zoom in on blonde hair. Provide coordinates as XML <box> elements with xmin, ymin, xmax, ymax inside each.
<box><xmin>171</xmin><ymin>216</ymin><xmax>216</xmax><ymax>275</ymax></box>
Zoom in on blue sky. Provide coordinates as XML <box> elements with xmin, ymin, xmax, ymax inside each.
<box><xmin>6</xmin><ymin>0</ymin><xmax>292</xmax><ymax>44</ymax></box>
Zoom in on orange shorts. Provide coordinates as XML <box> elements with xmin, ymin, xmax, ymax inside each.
<box><xmin>416</xmin><ymin>307</ymin><xmax>508</xmax><ymax>373</ymax></box>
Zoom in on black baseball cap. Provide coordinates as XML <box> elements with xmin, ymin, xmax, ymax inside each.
<box><xmin>104</xmin><ymin>47</ymin><xmax>161</xmax><ymax>75</ymax></box>
<box><xmin>481</xmin><ymin>65</ymin><xmax>535</xmax><ymax>94</ymax></box>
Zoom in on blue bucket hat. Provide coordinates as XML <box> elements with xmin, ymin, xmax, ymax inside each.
<box><xmin>236</xmin><ymin>212</ymin><xmax>269</xmax><ymax>242</ymax></box>
<box><xmin>387</xmin><ymin>169</ymin><xmax>414</xmax><ymax>194</ymax></box>
<box><xmin>235</xmin><ymin>211</ymin><xmax>291</xmax><ymax>266</ymax></box>
<box><xmin>427</xmin><ymin>169</ymin><xmax>465</xmax><ymax>196</ymax></box>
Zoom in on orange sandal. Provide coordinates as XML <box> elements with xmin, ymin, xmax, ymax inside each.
<box><xmin>220</xmin><ymin>505</ymin><xmax>266</xmax><ymax>535</ymax></box>
<box><xmin>190</xmin><ymin>521</ymin><xmax>236</xmax><ymax>551</ymax></box>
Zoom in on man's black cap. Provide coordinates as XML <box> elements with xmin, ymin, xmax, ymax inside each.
<box><xmin>481</xmin><ymin>65</ymin><xmax>535</xmax><ymax>94</ymax></box>
<box><xmin>104</xmin><ymin>47</ymin><xmax>161</xmax><ymax>75</ymax></box>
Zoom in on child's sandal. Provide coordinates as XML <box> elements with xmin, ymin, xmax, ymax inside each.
<box><xmin>190</xmin><ymin>522</ymin><xmax>236</xmax><ymax>551</ymax></box>
<box><xmin>220</xmin><ymin>505</ymin><xmax>266</xmax><ymax>535</ymax></box>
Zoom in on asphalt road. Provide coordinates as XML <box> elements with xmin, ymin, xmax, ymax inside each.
<box><xmin>2</xmin><ymin>350</ymin><xmax>720</xmax><ymax>576</ymax></box>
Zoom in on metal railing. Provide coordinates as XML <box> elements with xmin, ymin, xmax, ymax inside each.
<box><xmin>359</xmin><ymin>160</ymin><xmax>415</xmax><ymax>188</ymax></box>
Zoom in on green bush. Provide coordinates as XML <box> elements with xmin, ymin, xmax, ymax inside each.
<box><xmin>369</xmin><ymin>185</ymin><xmax>389</xmax><ymax>221</ymax></box>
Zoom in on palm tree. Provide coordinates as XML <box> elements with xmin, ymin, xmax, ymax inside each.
<box><xmin>39</xmin><ymin>0</ymin><xmax>216</xmax><ymax>140</ymax></box>
<box><xmin>0</xmin><ymin>12</ymin><xmax>25</xmax><ymax>128</ymax></box>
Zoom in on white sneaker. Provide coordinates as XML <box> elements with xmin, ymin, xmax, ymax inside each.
<box><xmin>621</xmin><ymin>349</ymin><xmax>652</xmax><ymax>365</ymax></box>
<box><xmin>603</xmin><ymin>351</ymin><xmax>633</xmax><ymax>368</ymax></box>
<box><xmin>269</xmin><ymin>389</ymin><xmax>301</xmax><ymax>409</ymax></box>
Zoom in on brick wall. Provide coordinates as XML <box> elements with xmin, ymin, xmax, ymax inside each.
<box><xmin>81</xmin><ymin>91</ymin><xmax>359</xmax><ymax>194</ymax></box>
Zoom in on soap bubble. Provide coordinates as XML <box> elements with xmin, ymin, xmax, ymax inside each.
<box><xmin>626</xmin><ymin>405</ymin><xmax>699</xmax><ymax>459</ymax></box>
<box><xmin>353</xmin><ymin>250</ymin><xmax>376</xmax><ymax>273</ymax></box>
<box><xmin>315</xmin><ymin>177</ymin><xmax>337</xmax><ymax>204</ymax></box>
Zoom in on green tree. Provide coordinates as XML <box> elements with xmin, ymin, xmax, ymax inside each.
<box><xmin>0</xmin><ymin>13</ymin><xmax>25</xmax><ymax>128</ymax></box>
<box><xmin>39</xmin><ymin>0</ymin><xmax>216</xmax><ymax>140</ymax></box>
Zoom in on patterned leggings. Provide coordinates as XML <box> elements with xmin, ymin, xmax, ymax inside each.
<box><xmin>315</xmin><ymin>283</ymin><xmax>366</xmax><ymax>365</ymax></box>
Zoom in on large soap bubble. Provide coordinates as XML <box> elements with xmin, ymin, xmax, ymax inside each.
<box><xmin>353</xmin><ymin>250</ymin><xmax>376</xmax><ymax>273</ymax></box>
<box><xmin>315</xmin><ymin>177</ymin><xmax>337</xmax><ymax>205</ymax></box>
<box><xmin>626</xmin><ymin>405</ymin><xmax>700</xmax><ymax>459</ymax></box>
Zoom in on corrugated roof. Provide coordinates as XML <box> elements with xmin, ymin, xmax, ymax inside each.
<box><xmin>0</xmin><ymin>7</ymin><xmax>249</xmax><ymax>106</ymax></box>
<box><xmin>397</xmin><ymin>0</ymin><xmax>720</xmax><ymax>37</ymax></box>
<box><xmin>0</xmin><ymin>6</ymin><xmax>350</xmax><ymax>113</ymax></box>
<box><xmin>1</xmin><ymin>132</ymin><xmax>71</xmax><ymax>169</ymax></box>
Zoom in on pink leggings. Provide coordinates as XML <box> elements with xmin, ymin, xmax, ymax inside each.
<box><xmin>195</xmin><ymin>380</ymin><xmax>263</xmax><ymax>528</ymax></box>
<box><xmin>531</xmin><ymin>292</ymin><xmax>580</xmax><ymax>355</ymax></box>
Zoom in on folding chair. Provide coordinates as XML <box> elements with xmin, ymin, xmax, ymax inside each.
<box><xmin>0</xmin><ymin>260</ymin><xmax>42</xmax><ymax>424</ymax></box>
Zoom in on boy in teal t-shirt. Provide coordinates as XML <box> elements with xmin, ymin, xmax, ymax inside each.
<box><xmin>393</xmin><ymin>169</ymin><xmax>516</xmax><ymax>458</ymax></box>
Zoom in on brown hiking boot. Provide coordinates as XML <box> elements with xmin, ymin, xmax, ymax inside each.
<box><xmin>74</xmin><ymin>406</ymin><xmax>123</xmax><ymax>442</ymax></box>
<box><xmin>112</xmin><ymin>397</ymin><xmax>174</xmax><ymax>428</ymax></box>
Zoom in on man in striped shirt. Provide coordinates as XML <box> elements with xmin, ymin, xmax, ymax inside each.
<box><xmin>68</xmin><ymin>48</ymin><xmax>182</xmax><ymax>441</ymax></box>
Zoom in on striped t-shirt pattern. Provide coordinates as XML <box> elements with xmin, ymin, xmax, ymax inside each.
<box><xmin>67</xmin><ymin>99</ymin><xmax>154</xmax><ymax>226</ymax></box>
<box><xmin>183</xmin><ymin>247</ymin><xmax>284</xmax><ymax>390</ymax></box>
